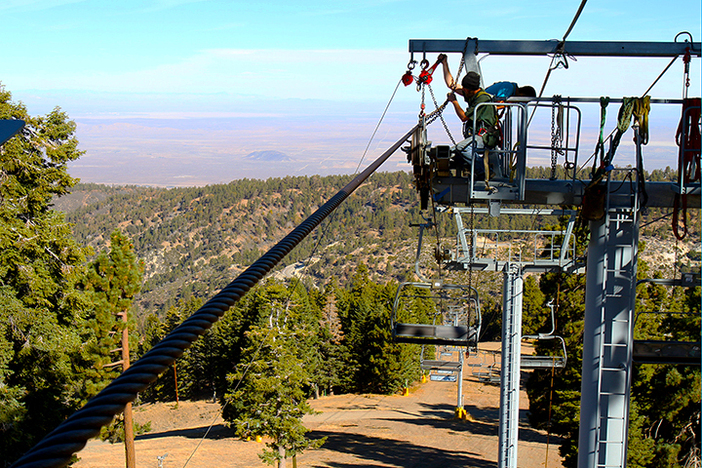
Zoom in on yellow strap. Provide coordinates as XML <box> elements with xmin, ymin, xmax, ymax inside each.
<box><xmin>632</xmin><ymin>96</ymin><xmax>651</xmax><ymax>144</ymax></box>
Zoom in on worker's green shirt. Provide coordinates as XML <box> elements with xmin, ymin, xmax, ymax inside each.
<box><xmin>462</xmin><ymin>90</ymin><xmax>497</xmax><ymax>139</ymax></box>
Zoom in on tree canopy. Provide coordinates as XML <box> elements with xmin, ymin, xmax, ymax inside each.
<box><xmin>0</xmin><ymin>85</ymin><xmax>92</xmax><ymax>462</ymax></box>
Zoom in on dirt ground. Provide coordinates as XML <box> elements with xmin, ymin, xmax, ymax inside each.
<box><xmin>74</xmin><ymin>346</ymin><xmax>564</xmax><ymax>468</ymax></box>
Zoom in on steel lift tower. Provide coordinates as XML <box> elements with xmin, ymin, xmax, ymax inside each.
<box><xmin>407</xmin><ymin>37</ymin><xmax>701</xmax><ymax>468</ymax></box>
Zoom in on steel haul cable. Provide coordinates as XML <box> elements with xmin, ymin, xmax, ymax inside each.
<box><xmin>11</xmin><ymin>124</ymin><xmax>419</xmax><ymax>468</ymax></box>
<box><xmin>181</xmin><ymin>78</ymin><xmax>405</xmax><ymax>466</ymax></box>
<box><xmin>528</xmin><ymin>0</ymin><xmax>589</xmax><ymax>128</ymax></box>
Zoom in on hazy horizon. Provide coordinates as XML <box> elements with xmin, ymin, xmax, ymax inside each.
<box><xmin>2</xmin><ymin>1</ymin><xmax>698</xmax><ymax>186</ymax></box>
<box><xmin>61</xmin><ymin>98</ymin><xmax>685</xmax><ymax>187</ymax></box>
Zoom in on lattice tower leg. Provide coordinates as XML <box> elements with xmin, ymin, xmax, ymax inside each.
<box><xmin>578</xmin><ymin>209</ymin><xmax>638</xmax><ymax>468</ymax></box>
<box><xmin>498</xmin><ymin>263</ymin><xmax>523</xmax><ymax>468</ymax></box>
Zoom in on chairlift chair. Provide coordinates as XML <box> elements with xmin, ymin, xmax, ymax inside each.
<box><xmin>632</xmin><ymin>275</ymin><xmax>702</xmax><ymax>365</ymax></box>
<box><xmin>472</xmin><ymin>348</ymin><xmax>501</xmax><ymax>383</ymax></box>
<box><xmin>391</xmin><ymin>281</ymin><xmax>481</xmax><ymax>348</ymax></box>
<box><xmin>417</xmin><ymin>313</ymin><xmax>453</xmax><ymax>371</ymax></box>
<box><xmin>520</xmin><ymin>300</ymin><xmax>568</xmax><ymax>369</ymax></box>
<box><xmin>520</xmin><ymin>334</ymin><xmax>568</xmax><ymax>369</ymax></box>
<box><xmin>396</xmin><ymin>220</ymin><xmax>483</xmax><ymax>350</ymax></box>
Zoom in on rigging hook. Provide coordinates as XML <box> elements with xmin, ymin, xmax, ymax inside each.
<box><xmin>420</xmin><ymin>43</ymin><xmax>430</xmax><ymax>70</ymax></box>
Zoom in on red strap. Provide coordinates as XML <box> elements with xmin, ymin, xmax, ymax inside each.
<box><xmin>672</xmin><ymin>98</ymin><xmax>700</xmax><ymax>240</ymax></box>
<box><xmin>676</xmin><ymin>98</ymin><xmax>701</xmax><ymax>184</ymax></box>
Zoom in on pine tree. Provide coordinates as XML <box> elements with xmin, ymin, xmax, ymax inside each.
<box><xmin>526</xmin><ymin>256</ymin><xmax>701</xmax><ymax>468</ymax></box>
<box><xmin>0</xmin><ymin>84</ymin><xmax>91</xmax><ymax>463</ymax></box>
<box><xmin>139</xmin><ymin>298</ymin><xmax>203</xmax><ymax>402</ymax></box>
<box><xmin>336</xmin><ymin>266</ymin><xmax>424</xmax><ymax>394</ymax></box>
<box><xmin>77</xmin><ymin>230</ymin><xmax>143</xmax><ymax>399</ymax></box>
<box><xmin>204</xmin><ymin>284</ymin><xmax>274</xmax><ymax>399</ymax></box>
<box><xmin>627</xmin><ymin>264</ymin><xmax>701</xmax><ymax>467</ymax></box>
<box><xmin>79</xmin><ymin>229</ymin><xmax>144</xmax><ymax>454</ymax></box>
<box><xmin>314</xmin><ymin>282</ymin><xmax>346</xmax><ymax>395</ymax></box>
<box><xmin>222</xmin><ymin>323</ymin><xmax>325</xmax><ymax>467</ymax></box>
<box><xmin>522</xmin><ymin>275</ymin><xmax>548</xmax><ymax>335</ymax></box>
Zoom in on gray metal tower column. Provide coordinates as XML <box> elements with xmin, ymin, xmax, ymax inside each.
<box><xmin>579</xmin><ymin>207</ymin><xmax>638</xmax><ymax>468</ymax></box>
<box><xmin>498</xmin><ymin>262</ymin><xmax>523</xmax><ymax>468</ymax></box>
<box><xmin>457</xmin><ymin>346</ymin><xmax>465</xmax><ymax>412</ymax></box>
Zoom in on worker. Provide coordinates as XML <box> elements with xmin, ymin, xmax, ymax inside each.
<box><xmin>437</xmin><ymin>54</ymin><xmax>500</xmax><ymax>180</ymax></box>
<box><xmin>485</xmin><ymin>81</ymin><xmax>537</xmax><ymax>100</ymax></box>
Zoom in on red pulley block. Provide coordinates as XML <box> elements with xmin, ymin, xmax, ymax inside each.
<box><xmin>402</xmin><ymin>71</ymin><xmax>414</xmax><ymax>87</ymax></box>
<box><xmin>417</xmin><ymin>60</ymin><xmax>440</xmax><ymax>86</ymax></box>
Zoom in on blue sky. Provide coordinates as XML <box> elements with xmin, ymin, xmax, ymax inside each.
<box><xmin>1</xmin><ymin>0</ymin><xmax>700</xmax><ymax>185</ymax></box>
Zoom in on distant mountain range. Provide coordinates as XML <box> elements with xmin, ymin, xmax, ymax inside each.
<box><xmin>246</xmin><ymin>150</ymin><xmax>291</xmax><ymax>161</ymax></box>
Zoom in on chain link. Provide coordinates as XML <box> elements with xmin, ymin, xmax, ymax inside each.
<box><xmin>426</xmin><ymin>84</ymin><xmax>457</xmax><ymax>145</ymax></box>
<box><xmin>453</xmin><ymin>37</ymin><xmax>473</xmax><ymax>89</ymax></box>
<box><xmin>550</xmin><ymin>96</ymin><xmax>564</xmax><ymax>179</ymax></box>
<box><xmin>419</xmin><ymin>84</ymin><xmax>426</xmax><ymax>120</ymax></box>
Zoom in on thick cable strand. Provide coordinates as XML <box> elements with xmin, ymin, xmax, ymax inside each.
<box><xmin>12</xmin><ymin>198</ymin><xmax>343</xmax><ymax>468</ymax></box>
<box><xmin>562</xmin><ymin>0</ymin><xmax>588</xmax><ymax>42</ymax></box>
<box><xmin>528</xmin><ymin>0</ymin><xmax>588</xmax><ymax>128</ymax></box>
<box><xmin>182</xmin><ymin>81</ymin><xmax>407</xmax><ymax>467</ymax></box>
<box><xmin>11</xmin><ymin>125</ymin><xmax>418</xmax><ymax>468</ymax></box>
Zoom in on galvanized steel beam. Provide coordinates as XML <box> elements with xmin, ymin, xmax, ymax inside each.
<box><xmin>409</xmin><ymin>39</ymin><xmax>701</xmax><ymax>58</ymax></box>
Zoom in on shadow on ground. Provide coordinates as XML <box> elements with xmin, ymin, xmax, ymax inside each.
<box><xmin>136</xmin><ymin>424</ymin><xmax>235</xmax><ymax>441</ymax></box>
<box><xmin>308</xmin><ymin>430</ymin><xmax>497</xmax><ymax>468</ymax></box>
<box><xmin>407</xmin><ymin>402</ymin><xmax>559</xmax><ymax>445</ymax></box>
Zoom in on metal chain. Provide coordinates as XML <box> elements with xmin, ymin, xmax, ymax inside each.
<box><xmin>419</xmin><ymin>84</ymin><xmax>426</xmax><ymax>120</ymax></box>
<box><xmin>420</xmin><ymin>37</ymin><xmax>473</xmax><ymax>139</ymax></box>
<box><xmin>550</xmin><ymin>96</ymin><xmax>564</xmax><ymax>179</ymax></box>
<box><xmin>429</xmin><ymin>196</ymin><xmax>444</xmax><ymax>285</ymax></box>
<box><xmin>454</xmin><ymin>45</ymin><xmax>467</xmax><ymax>87</ymax></box>
<box><xmin>425</xmin><ymin>101</ymin><xmax>448</xmax><ymax>125</ymax></box>
<box><xmin>452</xmin><ymin>37</ymin><xmax>474</xmax><ymax>89</ymax></box>
<box><xmin>427</xmin><ymin>83</ymin><xmax>457</xmax><ymax>145</ymax></box>
<box><xmin>550</xmin><ymin>105</ymin><xmax>558</xmax><ymax>179</ymax></box>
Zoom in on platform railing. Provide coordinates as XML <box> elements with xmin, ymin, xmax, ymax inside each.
<box><xmin>446</xmin><ymin>207</ymin><xmax>579</xmax><ymax>273</ymax></box>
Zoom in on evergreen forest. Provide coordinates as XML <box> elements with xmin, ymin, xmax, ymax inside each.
<box><xmin>1</xmin><ymin>84</ymin><xmax>700</xmax><ymax>468</ymax></box>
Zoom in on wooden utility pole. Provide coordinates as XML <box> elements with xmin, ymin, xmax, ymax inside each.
<box><xmin>173</xmin><ymin>363</ymin><xmax>180</xmax><ymax>405</ymax></box>
<box><xmin>120</xmin><ymin>310</ymin><xmax>136</xmax><ymax>468</ymax></box>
